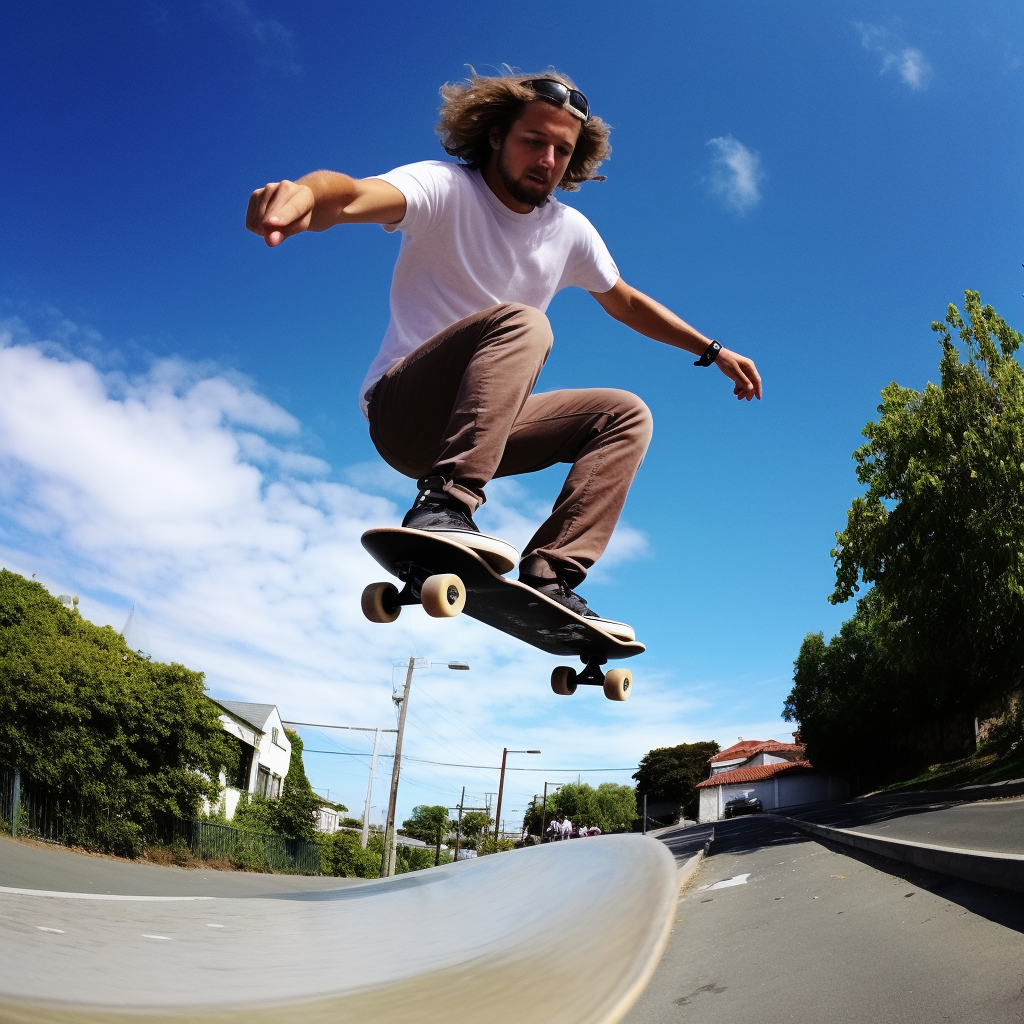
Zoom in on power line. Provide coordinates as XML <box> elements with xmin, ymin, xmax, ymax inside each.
<box><xmin>304</xmin><ymin>750</ymin><xmax>635</xmax><ymax>772</ymax></box>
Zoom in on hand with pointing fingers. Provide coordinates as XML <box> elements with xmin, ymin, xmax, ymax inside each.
<box><xmin>245</xmin><ymin>180</ymin><xmax>315</xmax><ymax>247</ymax></box>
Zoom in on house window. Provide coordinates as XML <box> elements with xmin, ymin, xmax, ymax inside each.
<box><xmin>256</xmin><ymin>765</ymin><xmax>272</xmax><ymax>798</ymax></box>
<box><xmin>234</xmin><ymin>739</ymin><xmax>255</xmax><ymax>792</ymax></box>
<box><xmin>270</xmin><ymin>773</ymin><xmax>283</xmax><ymax>800</ymax></box>
<box><xmin>271</xmin><ymin>727</ymin><xmax>279</xmax><ymax>745</ymax></box>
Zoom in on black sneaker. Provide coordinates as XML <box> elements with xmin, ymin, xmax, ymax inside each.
<box><xmin>401</xmin><ymin>491</ymin><xmax>519</xmax><ymax>575</ymax></box>
<box><xmin>402</xmin><ymin>491</ymin><xmax>479</xmax><ymax>534</ymax></box>
<box><xmin>520</xmin><ymin>575</ymin><xmax>635</xmax><ymax>641</ymax></box>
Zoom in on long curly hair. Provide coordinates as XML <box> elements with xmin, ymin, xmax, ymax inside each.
<box><xmin>436</xmin><ymin>70</ymin><xmax>611</xmax><ymax>192</ymax></box>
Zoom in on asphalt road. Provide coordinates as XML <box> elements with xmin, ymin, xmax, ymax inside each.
<box><xmin>789</xmin><ymin>797</ymin><xmax>1024</xmax><ymax>854</ymax></box>
<box><xmin>0</xmin><ymin>835</ymin><xmax>358</xmax><ymax>895</ymax></box>
<box><xmin>624</xmin><ymin>816</ymin><xmax>1024</xmax><ymax>1024</ymax></box>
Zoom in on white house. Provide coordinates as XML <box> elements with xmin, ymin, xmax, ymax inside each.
<box><xmin>210</xmin><ymin>699</ymin><xmax>292</xmax><ymax>821</ymax></box>
<box><xmin>696</xmin><ymin>738</ymin><xmax>849</xmax><ymax>822</ymax></box>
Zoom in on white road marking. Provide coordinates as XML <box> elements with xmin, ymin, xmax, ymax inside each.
<box><xmin>698</xmin><ymin>873</ymin><xmax>751</xmax><ymax>891</ymax></box>
<box><xmin>36</xmin><ymin>926</ymin><xmax>65</xmax><ymax>933</ymax></box>
<box><xmin>206</xmin><ymin>923</ymin><xmax>224</xmax><ymax>928</ymax></box>
<box><xmin>142</xmin><ymin>934</ymin><xmax>173</xmax><ymax>941</ymax></box>
<box><xmin>0</xmin><ymin>885</ymin><xmax>214</xmax><ymax>901</ymax></box>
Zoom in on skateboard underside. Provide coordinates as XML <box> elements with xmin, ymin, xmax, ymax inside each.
<box><xmin>361</xmin><ymin>528</ymin><xmax>644</xmax><ymax>662</ymax></box>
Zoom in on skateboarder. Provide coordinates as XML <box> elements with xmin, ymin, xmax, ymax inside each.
<box><xmin>246</xmin><ymin>71</ymin><xmax>761</xmax><ymax>633</ymax></box>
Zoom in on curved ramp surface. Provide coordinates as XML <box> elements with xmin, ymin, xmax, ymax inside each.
<box><xmin>0</xmin><ymin>835</ymin><xmax>677</xmax><ymax>1024</ymax></box>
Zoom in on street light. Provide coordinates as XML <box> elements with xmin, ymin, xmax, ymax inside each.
<box><xmin>493</xmin><ymin>747</ymin><xmax>540</xmax><ymax>846</ymax></box>
<box><xmin>380</xmin><ymin>657</ymin><xmax>470</xmax><ymax>877</ymax></box>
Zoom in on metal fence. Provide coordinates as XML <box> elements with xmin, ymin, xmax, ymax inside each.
<box><xmin>0</xmin><ymin>767</ymin><xmax>320</xmax><ymax>875</ymax></box>
<box><xmin>159</xmin><ymin>816</ymin><xmax>321</xmax><ymax>875</ymax></box>
<box><xmin>0</xmin><ymin>767</ymin><xmax>83</xmax><ymax>843</ymax></box>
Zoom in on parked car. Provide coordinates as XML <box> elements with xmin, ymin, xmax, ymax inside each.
<box><xmin>723</xmin><ymin>795</ymin><xmax>763</xmax><ymax>818</ymax></box>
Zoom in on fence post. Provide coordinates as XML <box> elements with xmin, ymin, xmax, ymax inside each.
<box><xmin>12</xmin><ymin>770</ymin><xmax>21</xmax><ymax>839</ymax></box>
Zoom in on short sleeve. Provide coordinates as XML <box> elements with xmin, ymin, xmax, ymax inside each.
<box><xmin>558</xmin><ymin>210</ymin><xmax>620</xmax><ymax>294</ymax></box>
<box><xmin>372</xmin><ymin>161</ymin><xmax>456</xmax><ymax>238</ymax></box>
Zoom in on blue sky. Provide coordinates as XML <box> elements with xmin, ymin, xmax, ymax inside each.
<box><xmin>2</xmin><ymin>1</ymin><xmax>1021</xmax><ymax>830</ymax></box>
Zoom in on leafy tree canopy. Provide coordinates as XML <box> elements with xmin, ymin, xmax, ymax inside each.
<box><xmin>523</xmin><ymin>782</ymin><xmax>638</xmax><ymax>834</ymax></box>
<box><xmin>0</xmin><ymin>570</ymin><xmax>235</xmax><ymax>845</ymax></box>
<box><xmin>401</xmin><ymin>804</ymin><xmax>451</xmax><ymax>844</ymax></box>
<box><xmin>829</xmin><ymin>291</ymin><xmax>1023</xmax><ymax>707</ymax></box>
<box><xmin>232</xmin><ymin>730</ymin><xmax>320</xmax><ymax>842</ymax></box>
<box><xmin>785</xmin><ymin>292</ymin><xmax>1024</xmax><ymax>782</ymax></box>
<box><xmin>633</xmin><ymin>742</ymin><xmax>721</xmax><ymax>818</ymax></box>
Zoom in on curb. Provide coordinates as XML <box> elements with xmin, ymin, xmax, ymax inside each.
<box><xmin>775</xmin><ymin>814</ymin><xmax>1024</xmax><ymax>894</ymax></box>
<box><xmin>673</xmin><ymin>829</ymin><xmax>714</xmax><ymax>892</ymax></box>
<box><xmin>856</xmin><ymin>777</ymin><xmax>1024</xmax><ymax>807</ymax></box>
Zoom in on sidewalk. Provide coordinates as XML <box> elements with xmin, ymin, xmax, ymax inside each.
<box><xmin>775</xmin><ymin>788</ymin><xmax>1024</xmax><ymax>894</ymax></box>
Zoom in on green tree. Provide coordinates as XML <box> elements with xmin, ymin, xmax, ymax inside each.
<box><xmin>318</xmin><ymin>830</ymin><xmax>380</xmax><ymax>877</ymax></box>
<box><xmin>523</xmin><ymin>782</ymin><xmax>637</xmax><ymax>834</ymax></box>
<box><xmin>455</xmin><ymin>810</ymin><xmax>491</xmax><ymax>850</ymax></box>
<box><xmin>402</xmin><ymin>804</ymin><xmax>452</xmax><ymax>865</ymax></box>
<box><xmin>785</xmin><ymin>292</ymin><xmax>1024</xmax><ymax>782</ymax></box>
<box><xmin>232</xmin><ymin>730</ymin><xmax>320</xmax><ymax>842</ymax></box>
<box><xmin>0</xmin><ymin>570</ymin><xmax>234</xmax><ymax>855</ymax></box>
<box><xmin>633</xmin><ymin>742</ymin><xmax>721</xmax><ymax>821</ymax></box>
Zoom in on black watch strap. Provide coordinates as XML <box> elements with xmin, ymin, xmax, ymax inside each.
<box><xmin>694</xmin><ymin>340</ymin><xmax>722</xmax><ymax>367</ymax></box>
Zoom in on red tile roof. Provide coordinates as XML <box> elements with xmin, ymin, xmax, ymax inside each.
<box><xmin>710</xmin><ymin>740</ymin><xmax>805</xmax><ymax>763</ymax></box>
<box><xmin>696</xmin><ymin>760</ymin><xmax>814</xmax><ymax>788</ymax></box>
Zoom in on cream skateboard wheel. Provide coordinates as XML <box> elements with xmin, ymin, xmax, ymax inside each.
<box><xmin>603</xmin><ymin>668</ymin><xmax>632</xmax><ymax>701</ymax></box>
<box><xmin>421</xmin><ymin>573</ymin><xmax>466</xmax><ymax>617</ymax></box>
<box><xmin>551</xmin><ymin>666</ymin><xmax>578</xmax><ymax>695</ymax></box>
<box><xmin>361</xmin><ymin>582</ymin><xmax>401</xmax><ymax>623</ymax></box>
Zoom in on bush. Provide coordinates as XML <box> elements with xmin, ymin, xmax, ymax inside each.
<box><xmin>318</xmin><ymin>830</ymin><xmax>380</xmax><ymax>878</ymax></box>
<box><xmin>0</xmin><ymin>570</ymin><xmax>235</xmax><ymax>852</ymax></box>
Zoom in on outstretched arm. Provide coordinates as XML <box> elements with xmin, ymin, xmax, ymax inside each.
<box><xmin>246</xmin><ymin>171</ymin><xmax>406</xmax><ymax>247</ymax></box>
<box><xmin>591</xmin><ymin>278</ymin><xmax>762</xmax><ymax>401</ymax></box>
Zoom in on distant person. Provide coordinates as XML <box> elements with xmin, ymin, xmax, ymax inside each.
<box><xmin>247</xmin><ymin>70</ymin><xmax>761</xmax><ymax>634</ymax></box>
<box><xmin>578</xmin><ymin>824</ymin><xmax>589</xmax><ymax>837</ymax></box>
<box><xmin>545</xmin><ymin>819</ymin><xmax>560</xmax><ymax>842</ymax></box>
<box><xmin>589</xmin><ymin>825</ymin><xmax>601</xmax><ymax>836</ymax></box>
<box><xmin>561</xmin><ymin>816</ymin><xmax>572</xmax><ymax>840</ymax></box>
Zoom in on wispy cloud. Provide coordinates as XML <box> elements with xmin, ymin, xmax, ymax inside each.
<box><xmin>706</xmin><ymin>135</ymin><xmax>762</xmax><ymax>214</ymax></box>
<box><xmin>207</xmin><ymin>0</ymin><xmax>302</xmax><ymax>76</ymax></box>
<box><xmin>855</xmin><ymin>22</ymin><xmax>931</xmax><ymax>90</ymax></box>
<box><xmin>0</xmin><ymin>324</ymin><xmax>678</xmax><ymax>823</ymax></box>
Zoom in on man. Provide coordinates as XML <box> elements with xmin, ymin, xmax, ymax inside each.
<box><xmin>247</xmin><ymin>72</ymin><xmax>761</xmax><ymax>634</ymax></box>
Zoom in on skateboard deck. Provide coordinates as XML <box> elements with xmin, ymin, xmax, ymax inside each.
<box><xmin>361</xmin><ymin>528</ymin><xmax>644</xmax><ymax>698</ymax></box>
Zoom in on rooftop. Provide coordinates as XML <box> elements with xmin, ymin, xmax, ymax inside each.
<box><xmin>710</xmin><ymin>739</ymin><xmax>805</xmax><ymax>763</ymax></box>
<box><xmin>696</xmin><ymin>760</ymin><xmax>814</xmax><ymax>788</ymax></box>
<box><xmin>212</xmin><ymin>699</ymin><xmax>278</xmax><ymax>732</ymax></box>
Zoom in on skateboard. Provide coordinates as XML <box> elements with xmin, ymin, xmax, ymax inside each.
<box><xmin>360</xmin><ymin>527</ymin><xmax>644</xmax><ymax>701</ymax></box>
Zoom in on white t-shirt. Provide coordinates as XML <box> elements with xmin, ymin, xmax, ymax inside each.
<box><xmin>359</xmin><ymin>160</ymin><xmax>620</xmax><ymax>417</ymax></box>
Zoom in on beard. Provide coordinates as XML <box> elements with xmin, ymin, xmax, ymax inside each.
<box><xmin>497</xmin><ymin>147</ymin><xmax>552</xmax><ymax>208</ymax></box>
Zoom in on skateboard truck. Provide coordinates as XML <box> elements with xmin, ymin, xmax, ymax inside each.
<box><xmin>575</xmin><ymin>656</ymin><xmax>607</xmax><ymax>687</ymax></box>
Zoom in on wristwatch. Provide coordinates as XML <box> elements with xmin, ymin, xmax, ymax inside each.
<box><xmin>693</xmin><ymin>340</ymin><xmax>721</xmax><ymax>367</ymax></box>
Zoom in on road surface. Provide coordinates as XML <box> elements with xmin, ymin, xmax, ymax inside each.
<box><xmin>624</xmin><ymin>815</ymin><xmax>1024</xmax><ymax>1024</ymax></box>
<box><xmin>0</xmin><ymin>833</ymin><xmax>677</xmax><ymax>1024</ymax></box>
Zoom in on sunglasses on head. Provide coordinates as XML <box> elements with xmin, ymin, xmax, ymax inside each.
<box><xmin>523</xmin><ymin>79</ymin><xmax>591</xmax><ymax>123</ymax></box>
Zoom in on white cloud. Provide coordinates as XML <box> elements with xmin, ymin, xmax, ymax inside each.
<box><xmin>855</xmin><ymin>22</ymin><xmax>932</xmax><ymax>90</ymax></box>
<box><xmin>0</xmin><ymin>327</ymin><xmax>685</xmax><ymax>824</ymax></box>
<box><xmin>706</xmin><ymin>135</ymin><xmax>762</xmax><ymax>214</ymax></box>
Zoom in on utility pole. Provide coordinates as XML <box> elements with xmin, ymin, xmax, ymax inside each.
<box><xmin>361</xmin><ymin>727</ymin><xmax>381</xmax><ymax>849</ymax></box>
<box><xmin>453</xmin><ymin>786</ymin><xmax>465</xmax><ymax>861</ymax></box>
<box><xmin>281</xmin><ymin>719</ymin><xmax>396</xmax><ymax>851</ymax></box>
<box><xmin>493</xmin><ymin>747</ymin><xmax>540</xmax><ymax>847</ymax></box>
<box><xmin>381</xmin><ymin>659</ymin><xmax>415</xmax><ymax>878</ymax></box>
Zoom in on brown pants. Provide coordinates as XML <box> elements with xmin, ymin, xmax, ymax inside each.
<box><xmin>367</xmin><ymin>303</ymin><xmax>652</xmax><ymax>586</ymax></box>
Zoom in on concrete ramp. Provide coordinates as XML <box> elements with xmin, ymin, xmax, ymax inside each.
<box><xmin>0</xmin><ymin>835</ymin><xmax>677</xmax><ymax>1024</ymax></box>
